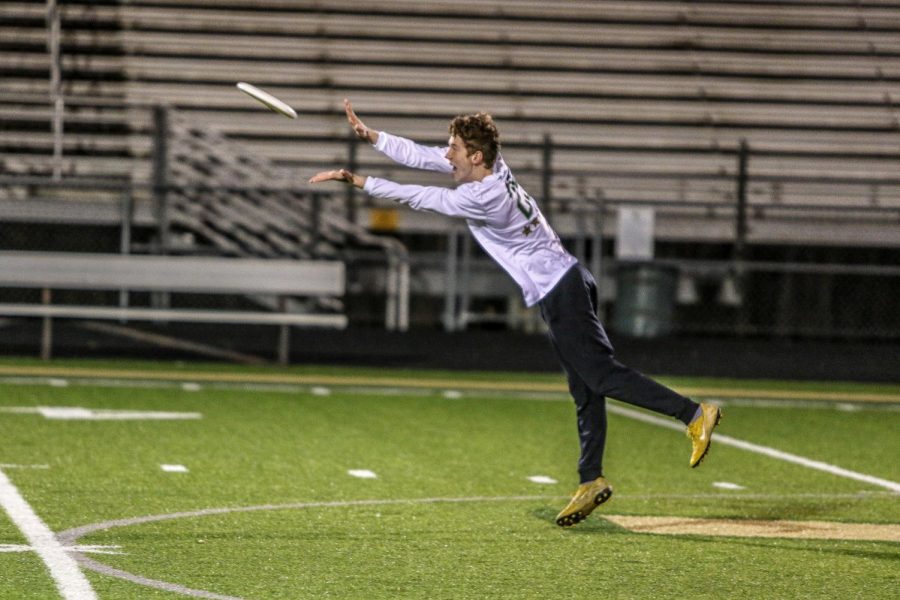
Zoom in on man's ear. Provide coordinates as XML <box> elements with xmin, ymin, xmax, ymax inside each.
<box><xmin>470</xmin><ymin>150</ymin><xmax>484</xmax><ymax>166</ymax></box>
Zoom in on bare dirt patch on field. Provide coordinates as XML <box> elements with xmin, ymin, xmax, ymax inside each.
<box><xmin>605</xmin><ymin>515</ymin><xmax>900</xmax><ymax>542</ymax></box>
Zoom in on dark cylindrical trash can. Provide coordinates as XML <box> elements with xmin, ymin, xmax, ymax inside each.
<box><xmin>612</xmin><ymin>262</ymin><xmax>678</xmax><ymax>338</ymax></box>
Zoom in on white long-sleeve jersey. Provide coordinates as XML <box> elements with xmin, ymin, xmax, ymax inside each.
<box><xmin>363</xmin><ymin>132</ymin><xmax>576</xmax><ymax>306</ymax></box>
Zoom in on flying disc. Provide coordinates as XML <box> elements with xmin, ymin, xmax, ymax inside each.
<box><xmin>236</xmin><ymin>82</ymin><xmax>298</xmax><ymax>119</ymax></box>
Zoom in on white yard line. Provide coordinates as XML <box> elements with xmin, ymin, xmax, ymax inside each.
<box><xmin>0</xmin><ymin>468</ymin><xmax>97</xmax><ymax>600</ymax></box>
<box><xmin>1</xmin><ymin>406</ymin><xmax>202</xmax><ymax>421</ymax></box>
<box><xmin>607</xmin><ymin>404</ymin><xmax>900</xmax><ymax>494</ymax></box>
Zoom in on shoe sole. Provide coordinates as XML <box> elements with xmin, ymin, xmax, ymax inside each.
<box><xmin>690</xmin><ymin>409</ymin><xmax>722</xmax><ymax>469</ymax></box>
<box><xmin>555</xmin><ymin>486</ymin><xmax>613</xmax><ymax>528</ymax></box>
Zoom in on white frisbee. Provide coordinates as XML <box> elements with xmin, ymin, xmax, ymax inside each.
<box><xmin>236</xmin><ymin>82</ymin><xmax>298</xmax><ymax>119</ymax></box>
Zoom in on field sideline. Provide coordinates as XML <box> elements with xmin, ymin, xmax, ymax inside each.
<box><xmin>1</xmin><ymin>359</ymin><xmax>899</xmax><ymax>402</ymax></box>
<box><xmin>0</xmin><ymin>358</ymin><xmax>897</xmax><ymax>599</ymax></box>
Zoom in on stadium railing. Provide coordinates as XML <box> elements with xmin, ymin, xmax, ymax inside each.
<box><xmin>0</xmin><ymin>250</ymin><xmax>346</xmax><ymax>364</ymax></box>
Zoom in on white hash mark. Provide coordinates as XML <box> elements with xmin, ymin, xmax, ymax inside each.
<box><xmin>713</xmin><ymin>481</ymin><xmax>746</xmax><ymax>490</ymax></box>
<box><xmin>348</xmin><ymin>469</ymin><xmax>377</xmax><ymax>479</ymax></box>
<box><xmin>527</xmin><ymin>475</ymin><xmax>558</xmax><ymax>484</ymax></box>
<box><xmin>160</xmin><ymin>464</ymin><xmax>189</xmax><ymax>473</ymax></box>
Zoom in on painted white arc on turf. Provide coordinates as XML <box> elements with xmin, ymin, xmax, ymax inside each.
<box><xmin>0</xmin><ymin>468</ymin><xmax>97</xmax><ymax>599</ymax></box>
<box><xmin>607</xmin><ymin>404</ymin><xmax>900</xmax><ymax>494</ymax></box>
<box><xmin>58</xmin><ymin>495</ymin><xmax>564</xmax><ymax>600</ymax></box>
<box><xmin>58</xmin><ymin>491</ymin><xmax>900</xmax><ymax>600</ymax></box>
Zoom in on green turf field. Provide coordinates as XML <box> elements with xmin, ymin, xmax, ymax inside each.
<box><xmin>0</xmin><ymin>359</ymin><xmax>897</xmax><ymax>599</ymax></box>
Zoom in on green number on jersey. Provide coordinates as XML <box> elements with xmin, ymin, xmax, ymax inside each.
<box><xmin>504</xmin><ymin>174</ymin><xmax>535</xmax><ymax>218</ymax></box>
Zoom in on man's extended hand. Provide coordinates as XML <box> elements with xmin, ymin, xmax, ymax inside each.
<box><xmin>344</xmin><ymin>98</ymin><xmax>379</xmax><ymax>144</ymax></box>
<box><xmin>308</xmin><ymin>168</ymin><xmax>366</xmax><ymax>188</ymax></box>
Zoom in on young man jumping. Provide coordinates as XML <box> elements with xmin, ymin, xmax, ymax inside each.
<box><xmin>310</xmin><ymin>100</ymin><xmax>722</xmax><ymax>527</ymax></box>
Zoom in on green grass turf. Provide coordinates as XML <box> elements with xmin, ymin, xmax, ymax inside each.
<box><xmin>0</xmin><ymin>511</ymin><xmax>62</xmax><ymax>600</ymax></box>
<box><xmin>0</xmin><ymin>360</ymin><xmax>897</xmax><ymax>598</ymax></box>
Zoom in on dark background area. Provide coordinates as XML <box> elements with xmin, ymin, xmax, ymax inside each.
<box><xmin>2</xmin><ymin>320</ymin><xmax>897</xmax><ymax>383</ymax></box>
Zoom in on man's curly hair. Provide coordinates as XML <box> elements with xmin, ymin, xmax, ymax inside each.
<box><xmin>449</xmin><ymin>112</ymin><xmax>500</xmax><ymax>168</ymax></box>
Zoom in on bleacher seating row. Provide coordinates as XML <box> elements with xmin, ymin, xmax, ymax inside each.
<box><xmin>2</xmin><ymin>0</ymin><xmax>899</xmax><ymax>247</ymax></box>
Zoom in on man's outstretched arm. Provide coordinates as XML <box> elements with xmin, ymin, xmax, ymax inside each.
<box><xmin>308</xmin><ymin>168</ymin><xmax>366</xmax><ymax>188</ymax></box>
<box><xmin>344</xmin><ymin>98</ymin><xmax>452</xmax><ymax>174</ymax></box>
<box><xmin>309</xmin><ymin>169</ymin><xmax>488</xmax><ymax>221</ymax></box>
<box><xmin>344</xmin><ymin>99</ymin><xmax>379</xmax><ymax>144</ymax></box>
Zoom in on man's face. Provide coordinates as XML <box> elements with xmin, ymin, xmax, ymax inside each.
<box><xmin>445</xmin><ymin>135</ymin><xmax>481</xmax><ymax>183</ymax></box>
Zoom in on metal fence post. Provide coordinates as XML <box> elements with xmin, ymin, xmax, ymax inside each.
<box><xmin>47</xmin><ymin>0</ymin><xmax>64</xmax><ymax>181</ymax></box>
<box><xmin>152</xmin><ymin>105</ymin><xmax>170</xmax><ymax>253</ymax></box>
<box><xmin>152</xmin><ymin>105</ymin><xmax>170</xmax><ymax>313</ymax></box>
<box><xmin>310</xmin><ymin>192</ymin><xmax>322</xmax><ymax>253</ymax></box>
<box><xmin>40</xmin><ymin>288</ymin><xmax>52</xmax><ymax>360</ymax></box>
<box><xmin>734</xmin><ymin>139</ymin><xmax>750</xmax><ymax>332</ymax></box>
<box><xmin>346</xmin><ymin>130</ymin><xmax>358</xmax><ymax>226</ymax></box>
<box><xmin>119</xmin><ymin>187</ymin><xmax>133</xmax><ymax>314</ymax></box>
<box><xmin>443</xmin><ymin>228</ymin><xmax>459</xmax><ymax>332</ymax></box>
<box><xmin>735</xmin><ymin>139</ymin><xmax>749</xmax><ymax>266</ymax></box>
<box><xmin>458</xmin><ymin>232</ymin><xmax>473</xmax><ymax>330</ymax></box>
<box><xmin>277</xmin><ymin>296</ymin><xmax>290</xmax><ymax>365</ymax></box>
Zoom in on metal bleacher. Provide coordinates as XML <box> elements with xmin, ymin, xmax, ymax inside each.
<box><xmin>2</xmin><ymin>0</ymin><xmax>900</xmax><ymax>249</ymax></box>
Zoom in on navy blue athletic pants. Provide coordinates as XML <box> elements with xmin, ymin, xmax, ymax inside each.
<box><xmin>539</xmin><ymin>263</ymin><xmax>699</xmax><ymax>483</ymax></box>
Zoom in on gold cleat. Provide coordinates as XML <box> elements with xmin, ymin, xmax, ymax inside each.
<box><xmin>555</xmin><ymin>477</ymin><xmax>613</xmax><ymax>527</ymax></box>
<box><xmin>687</xmin><ymin>403</ymin><xmax>722</xmax><ymax>468</ymax></box>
